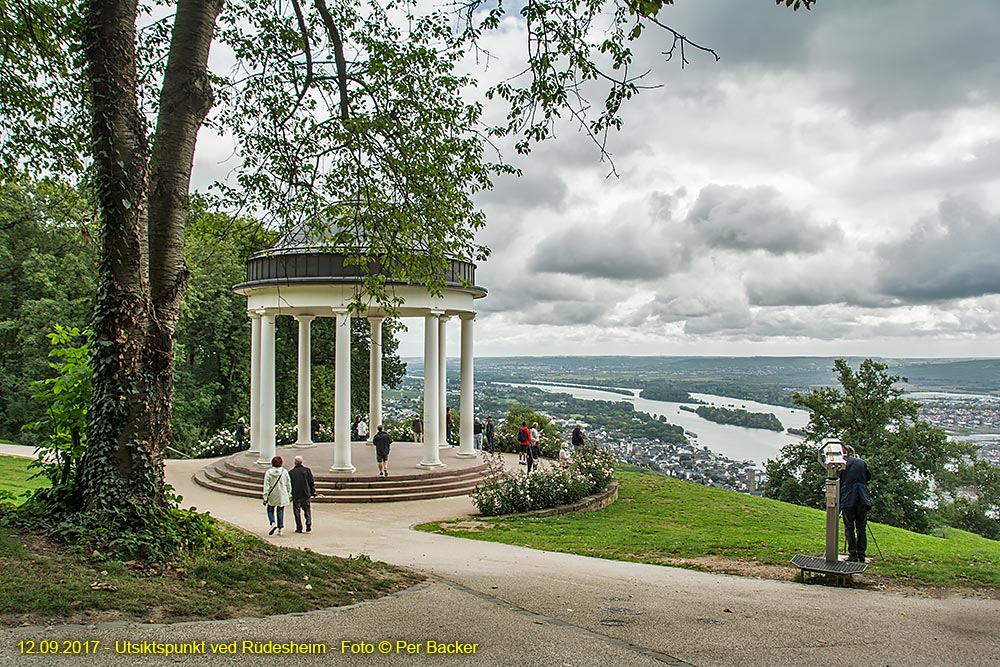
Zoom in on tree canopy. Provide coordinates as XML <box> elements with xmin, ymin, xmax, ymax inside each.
<box><xmin>763</xmin><ymin>359</ymin><xmax>975</xmax><ymax>535</ymax></box>
<box><xmin>1</xmin><ymin>0</ymin><xmax>817</xmax><ymax>559</ymax></box>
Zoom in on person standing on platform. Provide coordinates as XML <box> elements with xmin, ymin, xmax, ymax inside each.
<box><xmin>518</xmin><ymin>422</ymin><xmax>531</xmax><ymax>465</ymax></box>
<box><xmin>262</xmin><ymin>456</ymin><xmax>291</xmax><ymax>536</ymax></box>
<box><xmin>412</xmin><ymin>414</ymin><xmax>423</xmax><ymax>442</ymax></box>
<box><xmin>289</xmin><ymin>455</ymin><xmax>316</xmax><ymax>533</ymax></box>
<box><xmin>473</xmin><ymin>418</ymin><xmax>483</xmax><ymax>450</ymax></box>
<box><xmin>446</xmin><ymin>407</ymin><xmax>454</xmax><ymax>446</ymax></box>
<box><xmin>530</xmin><ymin>422</ymin><xmax>541</xmax><ymax>463</ymax></box>
<box><xmin>357</xmin><ymin>417</ymin><xmax>368</xmax><ymax>442</ymax></box>
<box><xmin>311</xmin><ymin>416</ymin><xmax>321</xmax><ymax>441</ymax></box>
<box><xmin>484</xmin><ymin>416</ymin><xmax>495</xmax><ymax>453</ymax></box>
<box><xmin>373</xmin><ymin>425</ymin><xmax>393</xmax><ymax>477</ymax></box>
<box><xmin>235</xmin><ymin>417</ymin><xmax>247</xmax><ymax>449</ymax></box>
<box><xmin>840</xmin><ymin>444</ymin><xmax>873</xmax><ymax>562</ymax></box>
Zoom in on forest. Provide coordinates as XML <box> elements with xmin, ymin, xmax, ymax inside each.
<box><xmin>0</xmin><ymin>178</ymin><xmax>404</xmax><ymax>452</ymax></box>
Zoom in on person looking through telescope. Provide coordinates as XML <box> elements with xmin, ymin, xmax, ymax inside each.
<box><xmin>840</xmin><ymin>444</ymin><xmax>872</xmax><ymax>562</ymax></box>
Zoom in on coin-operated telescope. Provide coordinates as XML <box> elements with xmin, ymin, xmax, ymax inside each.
<box><xmin>819</xmin><ymin>439</ymin><xmax>846</xmax><ymax>561</ymax></box>
<box><xmin>791</xmin><ymin>438</ymin><xmax>868</xmax><ymax>582</ymax></box>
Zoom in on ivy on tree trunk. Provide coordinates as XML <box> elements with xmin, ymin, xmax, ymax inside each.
<box><xmin>75</xmin><ymin>0</ymin><xmax>222</xmax><ymax>527</ymax></box>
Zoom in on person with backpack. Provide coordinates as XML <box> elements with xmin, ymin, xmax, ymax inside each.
<box><xmin>518</xmin><ymin>422</ymin><xmax>531</xmax><ymax>466</ymax></box>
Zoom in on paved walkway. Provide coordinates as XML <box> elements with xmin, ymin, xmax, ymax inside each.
<box><xmin>2</xmin><ymin>450</ymin><xmax>998</xmax><ymax>666</ymax></box>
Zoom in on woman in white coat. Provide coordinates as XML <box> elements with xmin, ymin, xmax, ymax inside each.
<box><xmin>262</xmin><ymin>455</ymin><xmax>292</xmax><ymax>536</ymax></box>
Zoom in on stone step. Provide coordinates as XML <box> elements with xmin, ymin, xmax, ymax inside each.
<box><xmin>221</xmin><ymin>458</ymin><xmax>486</xmax><ymax>487</ymax></box>
<box><xmin>193</xmin><ymin>447</ymin><xmax>489</xmax><ymax>503</ymax></box>
<box><xmin>193</xmin><ymin>469</ymin><xmax>483</xmax><ymax>503</ymax></box>
<box><xmin>201</xmin><ymin>465</ymin><xmax>482</xmax><ymax>497</ymax></box>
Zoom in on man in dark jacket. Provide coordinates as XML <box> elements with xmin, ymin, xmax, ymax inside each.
<box><xmin>484</xmin><ymin>416</ymin><xmax>495</xmax><ymax>452</ymax></box>
<box><xmin>840</xmin><ymin>445</ymin><xmax>872</xmax><ymax>562</ymax></box>
<box><xmin>373</xmin><ymin>425</ymin><xmax>393</xmax><ymax>477</ymax></box>
<box><xmin>571</xmin><ymin>424</ymin><xmax>585</xmax><ymax>447</ymax></box>
<box><xmin>289</xmin><ymin>455</ymin><xmax>316</xmax><ymax>533</ymax></box>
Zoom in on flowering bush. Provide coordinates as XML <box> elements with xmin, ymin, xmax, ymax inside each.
<box><xmin>188</xmin><ymin>428</ymin><xmax>246</xmax><ymax>459</ymax></box>
<box><xmin>187</xmin><ymin>420</ymin><xmax>321</xmax><ymax>458</ymax></box>
<box><xmin>570</xmin><ymin>443</ymin><xmax>616</xmax><ymax>491</ymax></box>
<box><xmin>471</xmin><ymin>444</ymin><xmax>615</xmax><ymax>517</ymax></box>
<box><xmin>275</xmin><ymin>422</ymin><xmax>298</xmax><ymax>446</ymax></box>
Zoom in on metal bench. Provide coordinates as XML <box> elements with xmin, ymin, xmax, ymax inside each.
<box><xmin>791</xmin><ymin>554</ymin><xmax>867</xmax><ymax>586</ymax></box>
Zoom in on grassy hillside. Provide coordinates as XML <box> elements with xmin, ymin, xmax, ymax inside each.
<box><xmin>424</xmin><ymin>467</ymin><xmax>1000</xmax><ymax>590</ymax></box>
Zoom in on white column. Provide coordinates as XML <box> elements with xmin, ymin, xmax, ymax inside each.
<box><xmin>419</xmin><ymin>311</ymin><xmax>444</xmax><ymax>468</ymax></box>
<box><xmin>457</xmin><ymin>313</ymin><xmax>476</xmax><ymax>458</ymax></box>
<box><xmin>256</xmin><ymin>311</ymin><xmax>277</xmax><ymax>465</ymax></box>
<box><xmin>369</xmin><ymin>316</ymin><xmax>384</xmax><ymax>438</ymax></box>
<box><xmin>438</xmin><ymin>315</ymin><xmax>450</xmax><ymax>447</ymax></box>
<box><xmin>248</xmin><ymin>310</ymin><xmax>262</xmax><ymax>455</ymax></box>
<box><xmin>295</xmin><ymin>315</ymin><xmax>315</xmax><ymax>447</ymax></box>
<box><xmin>330</xmin><ymin>308</ymin><xmax>355</xmax><ymax>473</ymax></box>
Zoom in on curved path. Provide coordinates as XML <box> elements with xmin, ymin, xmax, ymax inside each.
<box><xmin>1</xmin><ymin>449</ymin><xmax>998</xmax><ymax>666</ymax></box>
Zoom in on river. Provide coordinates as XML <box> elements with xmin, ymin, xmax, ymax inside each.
<box><xmin>521</xmin><ymin>383</ymin><xmax>810</xmax><ymax>468</ymax></box>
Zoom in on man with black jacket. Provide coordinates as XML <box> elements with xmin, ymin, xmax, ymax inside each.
<box><xmin>840</xmin><ymin>444</ymin><xmax>872</xmax><ymax>562</ymax></box>
<box><xmin>289</xmin><ymin>455</ymin><xmax>316</xmax><ymax>533</ymax></box>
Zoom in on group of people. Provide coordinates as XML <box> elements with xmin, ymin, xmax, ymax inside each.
<box><xmin>261</xmin><ymin>423</ymin><xmax>396</xmax><ymax>536</ymax></box>
<box><xmin>406</xmin><ymin>411</ymin><xmax>499</xmax><ymax>451</ymax></box>
<box><xmin>262</xmin><ymin>455</ymin><xmax>316</xmax><ymax>536</ymax></box>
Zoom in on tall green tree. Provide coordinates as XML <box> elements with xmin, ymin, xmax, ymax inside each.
<box><xmin>764</xmin><ymin>359</ymin><xmax>969</xmax><ymax>533</ymax></box>
<box><xmin>171</xmin><ymin>204</ymin><xmax>266</xmax><ymax>447</ymax></box>
<box><xmin>1</xmin><ymin>0</ymin><xmax>816</xmax><ymax>555</ymax></box>
<box><xmin>0</xmin><ymin>178</ymin><xmax>96</xmax><ymax>440</ymax></box>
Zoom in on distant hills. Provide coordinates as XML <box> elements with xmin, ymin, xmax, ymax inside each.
<box><xmin>409</xmin><ymin>356</ymin><xmax>1000</xmax><ymax>397</ymax></box>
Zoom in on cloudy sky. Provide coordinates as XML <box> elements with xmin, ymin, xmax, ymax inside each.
<box><xmin>199</xmin><ymin>0</ymin><xmax>1000</xmax><ymax>359</ymax></box>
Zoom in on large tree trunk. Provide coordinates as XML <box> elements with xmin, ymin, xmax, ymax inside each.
<box><xmin>77</xmin><ymin>0</ymin><xmax>159</xmax><ymax>514</ymax></box>
<box><xmin>144</xmin><ymin>0</ymin><xmax>223</xmax><ymax>476</ymax></box>
<box><xmin>75</xmin><ymin>0</ymin><xmax>222</xmax><ymax>525</ymax></box>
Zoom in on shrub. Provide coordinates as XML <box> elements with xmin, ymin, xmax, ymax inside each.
<box><xmin>275</xmin><ymin>422</ymin><xmax>298</xmax><ymax>446</ymax></box>
<box><xmin>571</xmin><ymin>443</ymin><xmax>616</xmax><ymax>491</ymax></box>
<box><xmin>471</xmin><ymin>444</ymin><xmax>615</xmax><ymax>517</ymax></box>
<box><xmin>186</xmin><ymin>421</ymin><xmax>302</xmax><ymax>459</ymax></box>
<box><xmin>187</xmin><ymin>428</ymin><xmax>246</xmax><ymax>459</ymax></box>
<box><xmin>384</xmin><ymin>420</ymin><xmax>412</xmax><ymax>442</ymax></box>
<box><xmin>495</xmin><ymin>406</ymin><xmax>562</xmax><ymax>457</ymax></box>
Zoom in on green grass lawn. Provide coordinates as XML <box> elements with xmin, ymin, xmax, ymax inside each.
<box><xmin>0</xmin><ymin>453</ymin><xmax>421</xmax><ymax>625</ymax></box>
<box><xmin>0</xmin><ymin>455</ymin><xmax>48</xmax><ymax>504</ymax></box>
<box><xmin>0</xmin><ymin>524</ymin><xmax>420</xmax><ymax>626</ymax></box>
<box><xmin>422</xmin><ymin>467</ymin><xmax>1000</xmax><ymax>590</ymax></box>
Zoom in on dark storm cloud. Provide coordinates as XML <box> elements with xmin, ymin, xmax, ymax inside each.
<box><xmin>657</xmin><ymin>0</ymin><xmax>1000</xmax><ymax>121</ymax></box>
<box><xmin>684</xmin><ymin>184</ymin><xmax>842</xmax><ymax>255</ymax></box>
<box><xmin>745</xmin><ymin>259</ymin><xmax>889</xmax><ymax>309</ymax></box>
<box><xmin>875</xmin><ymin>197</ymin><xmax>1000</xmax><ymax>302</ymax></box>
<box><xmin>808</xmin><ymin>0</ymin><xmax>1000</xmax><ymax>120</ymax></box>
<box><xmin>528</xmin><ymin>218</ymin><xmax>687</xmax><ymax>281</ymax></box>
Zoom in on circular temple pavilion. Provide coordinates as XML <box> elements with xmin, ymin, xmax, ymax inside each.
<box><xmin>194</xmin><ymin>234</ymin><xmax>488</xmax><ymax>502</ymax></box>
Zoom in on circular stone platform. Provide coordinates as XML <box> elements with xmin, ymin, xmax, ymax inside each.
<box><xmin>193</xmin><ymin>440</ymin><xmax>488</xmax><ymax>503</ymax></box>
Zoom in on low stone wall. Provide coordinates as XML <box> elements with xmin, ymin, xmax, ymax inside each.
<box><xmin>503</xmin><ymin>479</ymin><xmax>619</xmax><ymax>519</ymax></box>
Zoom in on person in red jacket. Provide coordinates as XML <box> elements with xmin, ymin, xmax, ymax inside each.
<box><xmin>518</xmin><ymin>422</ymin><xmax>531</xmax><ymax>466</ymax></box>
